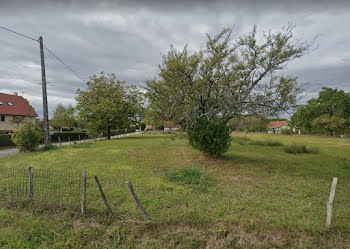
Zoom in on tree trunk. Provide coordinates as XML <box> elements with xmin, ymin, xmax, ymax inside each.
<box><xmin>107</xmin><ymin>125</ymin><xmax>111</xmax><ymax>140</ymax></box>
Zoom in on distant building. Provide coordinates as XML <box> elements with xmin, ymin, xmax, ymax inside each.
<box><xmin>267</xmin><ymin>121</ymin><xmax>289</xmax><ymax>134</ymax></box>
<box><xmin>164</xmin><ymin>121</ymin><xmax>180</xmax><ymax>131</ymax></box>
<box><xmin>0</xmin><ymin>92</ymin><xmax>37</xmax><ymax>132</ymax></box>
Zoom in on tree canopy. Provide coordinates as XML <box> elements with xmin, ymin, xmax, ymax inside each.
<box><xmin>51</xmin><ymin>104</ymin><xmax>76</xmax><ymax>131</ymax></box>
<box><xmin>291</xmin><ymin>87</ymin><xmax>350</xmax><ymax>135</ymax></box>
<box><xmin>76</xmin><ymin>72</ymin><xmax>144</xmax><ymax>139</ymax></box>
<box><xmin>146</xmin><ymin>24</ymin><xmax>314</xmax><ymax>129</ymax></box>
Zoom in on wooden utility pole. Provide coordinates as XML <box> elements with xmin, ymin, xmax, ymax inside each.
<box><xmin>39</xmin><ymin>36</ymin><xmax>50</xmax><ymax>146</ymax></box>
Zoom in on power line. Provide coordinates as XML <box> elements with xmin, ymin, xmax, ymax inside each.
<box><xmin>0</xmin><ymin>25</ymin><xmax>38</xmax><ymax>42</ymax></box>
<box><xmin>43</xmin><ymin>45</ymin><xmax>87</xmax><ymax>84</ymax></box>
<box><xmin>0</xmin><ymin>25</ymin><xmax>87</xmax><ymax>84</ymax></box>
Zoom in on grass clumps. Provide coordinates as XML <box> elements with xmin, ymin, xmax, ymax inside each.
<box><xmin>284</xmin><ymin>143</ymin><xmax>319</xmax><ymax>154</ymax></box>
<box><xmin>250</xmin><ymin>139</ymin><xmax>283</xmax><ymax>146</ymax></box>
<box><xmin>165</xmin><ymin>167</ymin><xmax>211</xmax><ymax>186</ymax></box>
<box><xmin>232</xmin><ymin>136</ymin><xmax>282</xmax><ymax>146</ymax></box>
<box><xmin>232</xmin><ymin>136</ymin><xmax>252</xmax><ymax>145</ymax></box>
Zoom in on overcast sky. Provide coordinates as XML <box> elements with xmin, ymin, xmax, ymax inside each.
<box><xmin>0</xmin><ymin>0</ymin><xmax>349</xmax><ymax>118</ymax></box>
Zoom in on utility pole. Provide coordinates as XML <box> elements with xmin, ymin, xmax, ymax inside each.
<box><xmin>39</xmin><ymin>36</ymin><xmax>50</xmax><ymax>146</ymax></box>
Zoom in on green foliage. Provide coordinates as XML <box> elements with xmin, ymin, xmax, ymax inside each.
<box><xmin>166</xmin><ymin>167</ymin><xmax>210</xmax><ymax>186</ymax></box>
<box><xmin>281</xmin><ymin>129</ymin><xmax>292</xmax><ymax>135</ymax></box>
<box><xmin>284</xmin><ymin>143</ymin><xmax>319</xmax><ymax>154</ymax></box>
<box><xmin>229</xmin><ymin>116</ymin><xmax>268</xmax><ymax>132</ymax></box>
<box><xmin>51</xmin><ymin>131</ymin><xmax>89</xmax><ymax>142</ymax></box>
<box><xmin>51</xmin><ymin>104</ymin><xmax>76</xmax><ymax>131</ymax></box>
<box><xmin>291</xmin><ymin>88</ymin><xmax>350</xmax><ymax>135</ymax></box>
<box><xmin>146</xmin><ymin>24</ymin><xmax>312</xmax><ymax>130</ymax></box>
<box><xmin>187</xmin><ymin>117</ymin><xmax>231</xmax><ymax>157</ymax></box>
<box><xmin>76</xmin><ymin>72</ymin><xmax>144</xmax><ymax>139</ymax></box>
<box><xmin>11</xmin><ymin>121</ymin><xmax>43</xmax><ymax>152</ymax></box>
<box><xmin>0</xmin><ymin>134</ymin><xmax>15</xmax><ymax>147</ymax></box>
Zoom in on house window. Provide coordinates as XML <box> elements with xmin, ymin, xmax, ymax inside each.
<box><xmin>0</xmin><ymin>115</ymin><xmax>4</xmax><ymax>122</ymax></box>
<box><xmin>0</xmin><ymin>101</ymin><xmax>3</xmax><ymax>105</ymax></box>
<box><xmin>8</xmin><ymin>102</ymin><xmax>13</xmax><ymax>106</ymax></box>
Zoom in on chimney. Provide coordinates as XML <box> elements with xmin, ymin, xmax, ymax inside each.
<box><xmin>14</xmin><ymin>92</ymin><xmax>18</xmax><ymax>96</ymax></box>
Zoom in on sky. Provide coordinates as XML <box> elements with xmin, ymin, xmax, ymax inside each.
<box><xmin>0</xmin><ymin>0</ymin><xmax>349</xmax><ymax>118</ymax></box>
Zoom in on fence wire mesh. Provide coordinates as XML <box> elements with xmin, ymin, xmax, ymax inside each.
<box><xmin>0</xmin><ymin>167</ymin><xmax>81</xmax><ymax>210</ymax></box>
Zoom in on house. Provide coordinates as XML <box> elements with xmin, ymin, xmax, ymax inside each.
<box><xmin>267</xmin><ymin>121</ymin><xmax>289</xmax><ymax>134</ymax></box>
<box><xmin>0</xmin><ymin>92</ymin><xmax>37</xmax><ymax>132</ymax></box>
<box><xmin>164</xmin><ymin>121</ymin><xmax>180</xmax><ymax>131</ymax></box>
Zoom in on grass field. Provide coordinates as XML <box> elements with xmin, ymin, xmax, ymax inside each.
<box><xmin>0</xmin><ymin>133</ymin><xmax>349</xmax><ymax>248</ymax></box>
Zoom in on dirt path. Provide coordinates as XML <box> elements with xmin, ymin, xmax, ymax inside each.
<box><xmin>0</xmin><ymin>132</ymin><xmax>140</xmax><ymax>159</ymax></box>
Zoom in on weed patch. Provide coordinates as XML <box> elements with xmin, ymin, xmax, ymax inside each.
<box><xmin>284</xmin><ymin>143</ymin><xmax>319</xmax><ymax>154</ymax></box>
<box><xmin>250</xmin><ymin>139</ymin><xmax>283</xmax><ymax>146</ymax></box>
<box><xmin>165</xmin><ymin>167</ymin><xmax>211</xmax><ymax>187</ymax></box>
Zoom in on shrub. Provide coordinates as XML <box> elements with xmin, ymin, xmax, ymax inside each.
<box><xmin>11</xmin><ymin>121</ymin><xmax>43</xmax><ymax>152</ymax></box>
<box><xmin>284</xmin><ymin>143</ymin><xmax>319</xmax><ymax>154</ymax></box>
<box><xmin>187</xmin><ymin>117</ymin><xmax>231</xmax><ymax>157</ymax></box>
<box><xmin>0</xmin><ymin>134</ymin><xmax>15</xmax><ymax>147</ymax></box>
<box><xmin>250</xmin><ymin>139</ymin><xmax>283</xmax><ymax>146</ymax></box>
<box><xmin>51</xmin><ymin>131</ymin><xmax>89</xmax><ymax>142</ymax></box>
<box><xmin>165</xmin><ymin>167</ymin><xmax>210</xmax><ymax>186</ymax></box>
<box><xmin>281</xmin><ymin>129</ymin><xmax>292</xmax><ymax>135</ymax></box>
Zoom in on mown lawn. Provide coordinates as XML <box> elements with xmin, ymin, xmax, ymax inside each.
<box><xmin>0</xmin><ymin>133</ymin><xmax>349</xmax><ymax>248</ymax></box>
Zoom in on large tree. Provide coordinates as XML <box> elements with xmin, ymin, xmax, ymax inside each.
<box><xmin>291</xmin><ymin>87</ymin><xmax>350</xmax><ymax>135</ymax></box>
<box><xmin>76</xmin><ymin>72</ymin><xmax>144</xmax><ymax>139</ymax></box>
<box><xmin>146</xmin><ymin>24</ymin><xmax>314</xmax><ymax>155</ymax></box>
<box><xmin>146</xmin><ymin>24</ymin><xmax>313</xmax><ymax>128</ymax></box>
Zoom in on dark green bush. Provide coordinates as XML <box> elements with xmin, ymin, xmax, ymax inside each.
<box><xmin>11</xmin><ymin>121</ymin><xmax>43</xmax><ymax>152</ymax></box>
<box><xmin>165</xmin><ymin>167</ymin><xmax>210</xmax><ymax>186</ymax></box>
<box><xmin>281</xmin><ymin>129</ymin><xmax>292</xmax><ymax>135</ymax></box>
<box><xmin>51</xmin><ymin>132</ymin><xmax>89</xmax><ymax>142</ymax></box>
<box><xmin>187</xmin><ymin>117</ymin><xmax>231</xmax><ymax>157</ymax></box>
<box><xmin>0</xmin><ymin>134</ymin><xmax>15</xmax><ymax>147</ymax></box>
<box><xmin>284</xmin><ymin>143</ymin><xmax>319</xmax><ymax>154</ymax></box>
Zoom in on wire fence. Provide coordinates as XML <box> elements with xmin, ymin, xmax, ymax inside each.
<box><xmin>0</xmin><ymin>167</ymin><xmax>81</xmax><ymax>210</ymax></box>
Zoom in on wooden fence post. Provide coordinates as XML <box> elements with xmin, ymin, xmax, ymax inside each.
<box><xmin>126</xmin><ymin>181</ymin><xmax>150</xmax><ymax>220</ymax></box>
<box><xmin>58</xmin><ymin>136</ymin><xmax>61</xmax><ymax>146</ymax></box>
<box><xmin>326</xmin><ymin>177</ymin><xmax>338</xmax><ymax>228</ymax></box>
<box><xmin>79</xmin><ymin>135</ymin><xmax>81</xmax><ymax>144</ymax></box>
<box><xmin>81</xmin><ymin>170</ymin><xmax>86</xmax><ymax>215</ymax></box>
<box><xmin>94</xmin><ymin>176</ymin><xmax>113</xmax><ymax>216</ymax></box>
<box><xmin>68</xmin><ymin>136</ymin><xmax>71</xmax><ymax>145</ymax></box>
<box><xmin>28</xmin><ymin>167</ymin><xmax>33</xmax><ymax>201</ymax></box>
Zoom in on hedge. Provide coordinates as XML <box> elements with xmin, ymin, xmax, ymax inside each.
<box><xmin>51</xmin><ymin>132</ymin><xmax>89</xmax><ymax>142</ymax></box>
<box><xmin>0</xmin><ymin>134</ymin><xmax>15</xmax><ymax>147</ymax></box>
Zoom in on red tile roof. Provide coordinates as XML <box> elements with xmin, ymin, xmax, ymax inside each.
<box><xmin>0</xmin><ymin>93</ymin><xmax>37</xmax><ymax>117</ymax></box>
<box><xmin>267</xmin><ymin>121</ymin><xmax>288</xmax><ymax>129</ymax></box>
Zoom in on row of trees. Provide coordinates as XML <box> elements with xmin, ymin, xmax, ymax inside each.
<box><xmin>51</xmin><ymin>24</ymin><xmax>348</xmax><ymax>157</ymax></box>
<box><xmin>291</xmin><ymin>88</ymin><xmax>350</xmax><ymax>135</ymax></box>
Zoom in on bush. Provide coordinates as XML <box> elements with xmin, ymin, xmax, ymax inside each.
<box><xmin>284</xmin><ymin>143</ymin><xmax>319</xmax><ymax>154</ymax></box>
<box><xmin>165</xmin><ymin>167</ymin><xmax>210</xmax><ymax>186</ymax></box>
<box><xmin>187</xmin><ymin>117</ymin><xmax>231</xmax><ymax>157</ymax></box>
<box><xmin>51</xmin><ymin>132</ymin><xmax>89</xmax><ymax>142</ymax></box>
<box><xmin>0</xmin><ymin>134</ymin><xmax>15</xmax><ymax>147</ymax></box>
<box><xmin>281</xmin><ymin>129</ymin><xmax>292</xmax><ymax>135</ymax></box>
<box><xmin>11</xmin><ymin>121</ymin><xmax>43</xmax><ymax>152</ymax></box>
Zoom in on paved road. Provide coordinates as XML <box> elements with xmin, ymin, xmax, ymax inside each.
<box><xmin>0</xmin><ymin>132</ymin><xmax>141</xmax><ymax>159</ymax></box>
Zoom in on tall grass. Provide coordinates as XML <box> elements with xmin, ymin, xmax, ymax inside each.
<box><xmin>284</xmin><ymin>143</ymin><xmax>319</xmax><ymax>154</ymax></box>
